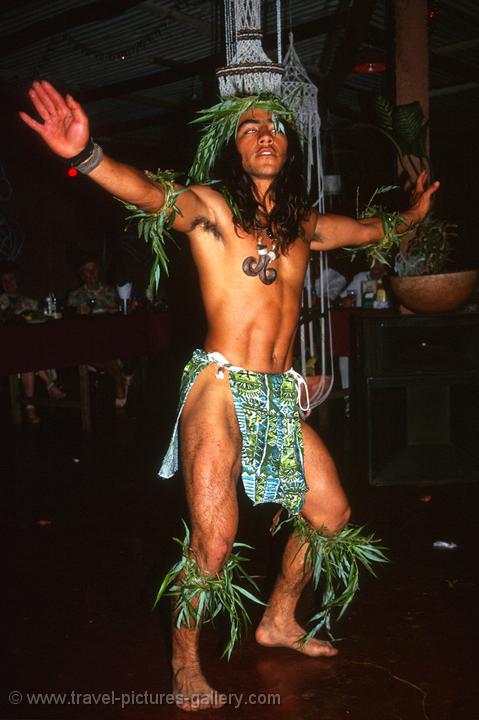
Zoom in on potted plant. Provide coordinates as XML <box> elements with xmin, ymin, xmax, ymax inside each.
<box><xmin>354</xmin><ymin>96</ymin><xmax>478</xmax><ymax>313</ymax></box>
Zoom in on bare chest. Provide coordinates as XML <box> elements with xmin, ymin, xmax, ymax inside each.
<box><xmin>188</xmin><ymin>214</ymin><xmax>310</xmax><ymax>293</ymax></box>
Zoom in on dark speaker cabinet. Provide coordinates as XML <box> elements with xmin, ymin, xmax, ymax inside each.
<box><xmin>353</xmin><ymin>314</ymin><xmax>479</xmax><ymax>485</ymax></box>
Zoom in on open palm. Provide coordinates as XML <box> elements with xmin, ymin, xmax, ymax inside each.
<box><xmin>409</xmin><ymin>170</ymin><xmax>440</xmax><ymax>222</ymax></box>
<box><xmin>19</xmin><ymin>80</ymin><xmax>89</xmax><ymax>159</ymax></box>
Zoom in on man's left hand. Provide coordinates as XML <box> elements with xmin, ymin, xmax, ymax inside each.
<box><xmin>408</xmin><ymin>170</ymin><xmax>440</xmax><ymax>224</ymax></box>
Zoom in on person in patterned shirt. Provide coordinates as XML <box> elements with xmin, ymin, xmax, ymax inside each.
<box><xmin>67</xmin><ymin>257</ymin><xmax>128</xmax><ymax>408</ymax></box>
<box><xmin>67</xmin><ymin>256</ymin><xmax>118</xmax><ymax>313</ymax></box>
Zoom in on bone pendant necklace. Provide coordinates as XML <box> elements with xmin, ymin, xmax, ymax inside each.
<box><xmin>242</xmin><ymin>216</ymin><xmax>278</xmax><ymax>285</ymax></box>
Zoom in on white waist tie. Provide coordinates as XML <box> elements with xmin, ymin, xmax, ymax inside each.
<box><xmin>207</xmin><ymin>350</ymin><xmax>310</xmax><ymax>413</ymax></box>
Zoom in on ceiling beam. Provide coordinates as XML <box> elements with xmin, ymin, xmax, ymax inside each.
<box><xmin>433</xmin><ymin>37</ymin><xmax>479</xmax><ymax>55</ymax></box>
<box><xmin>118</xmin><ymin>93</ymin><xmax>179</xmax><ymax>110</ymax></box>
<box><xmin>430</xmin><ymin>51</ymin><xmax>479</xmax><ymax>86</ymax></box>
<box><xmin>78</xmin><ymin>55</ymin><xmax>218</xmax><ymax>103</ymax></box>
<box><xmin>430</xmin><ymin>81</ymin><xmax>479</xmax><ymax>98</ymax></box>
<box><xmin>141</xmin><ymin>1</ymin><xmax>211</xmax><ymax>37</ymax></box>
<box><xmin>76</xmin><ymin>12</ymin><xmax>347</xmax><ymax>103</ymax></box>
<box><xmin>0</xmin><ymin>0</ymin><xmax>145</xmax><ymax>56</ymax></box>
<box><xmin>95</xmin><ymin>100</ymin><xmax>201</xmax><ymax>138</ymax></box>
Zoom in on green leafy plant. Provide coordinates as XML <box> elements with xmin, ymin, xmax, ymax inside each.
<box><xmin>360</xmin><ymin>95</ymin><xmax>430</xmax><ymax>184</ymax></box>
<box><xmin>154</xmin><ymin>521</ymin><xmax>266</xmax><ymax>660</ymax></box>
<box><xmin>353</xmin><ymin>97</ymin><xmax>461</xmax><ymax>276</ymax></box>
<box><xmin>395</xmin><ymin>215</ymin><xmax>458</xmax><ymax>276</ymax></box>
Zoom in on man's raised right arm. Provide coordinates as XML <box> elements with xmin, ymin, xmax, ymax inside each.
<box><xmin>19</xmin><ymin>81</ymin><xmax>206</xmax><ymax>227</ymax></box>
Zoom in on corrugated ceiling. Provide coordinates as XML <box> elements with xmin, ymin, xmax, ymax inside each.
<box><xmin>1</xmin><ymin>0</ymin><xmax>477</xmax><ymax>144</ymax></box>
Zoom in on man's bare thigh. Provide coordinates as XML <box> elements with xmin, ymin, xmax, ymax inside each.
<box><xmin>179</xmin><ymin>365</ymin><xmax>242</xmax><ymax>530</ymax></box>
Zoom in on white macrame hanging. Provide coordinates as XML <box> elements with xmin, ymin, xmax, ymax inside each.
<box><xmin>281</xmin><ymin>34</ymin><xmax>334</xmax><ymax>408</ymax></box>
<box><xmin>218</xmin><ymin>0</ymin><xmax>284</xmax><ymax>96</ymax></box>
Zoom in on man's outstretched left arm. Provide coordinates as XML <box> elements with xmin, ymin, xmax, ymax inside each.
<box><xmin>311</xmin><ymin>171</ymin><xmax>440</xmax><ymax>251</ymax></box>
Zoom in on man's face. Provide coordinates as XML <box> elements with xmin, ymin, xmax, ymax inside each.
<box><xmin>1</xmin><ymin>272</ymin><xmax>18</xmax><ymax>296</ymax></box>
<box><xmin>80</xmin><ymin>261</ymin><xmax>100</xmax><ymax>288</ymax></box>
<box><xmin>235</xmin><ymin>108</ymin><xmax>288</xmax><ymax>180</ymax></box>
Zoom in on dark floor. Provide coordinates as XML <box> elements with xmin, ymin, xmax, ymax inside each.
<box><xmin>1</xmin><ymin>361</ymin><xmax>478</xmax><ymax>720</ymax></box>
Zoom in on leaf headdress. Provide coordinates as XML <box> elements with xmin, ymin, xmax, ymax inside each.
<box><xmin>189</xmin><ymin>92</ymin><xmax>295</xmax><ymax>184</ymax></box>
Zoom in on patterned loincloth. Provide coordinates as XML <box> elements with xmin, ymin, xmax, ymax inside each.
<box><xmin>159</xmin><ymin>349</ymin><xmax>308</xmax><ymax>515</ymax></box>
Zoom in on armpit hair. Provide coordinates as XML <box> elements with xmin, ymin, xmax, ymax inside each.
<box><xmin>190</xmin><ymin>216</ymin><xmax>222</xmax><ymax>240</ymax></box>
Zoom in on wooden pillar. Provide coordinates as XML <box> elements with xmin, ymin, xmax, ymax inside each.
<box><xmin>394</xmin><ymin>0</ymin><xmax>429</xmax><ymax>179</ymax></box>
<box><xmin>78</xmin><ymin>364</ymin><xmax>92</xmax><ymax>432</ymax></box>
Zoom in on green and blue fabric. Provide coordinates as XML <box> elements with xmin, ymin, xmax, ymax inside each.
<box><xmin>159</xmin><ymin>349</ymin><xmax>308</xmax><ymax>515</ymax></box>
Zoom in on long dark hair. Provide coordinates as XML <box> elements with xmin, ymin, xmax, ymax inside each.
<box><xmin>215</xmin><ymin>122</ymin><xmax>312</xmax><ymax>254</ymax></box>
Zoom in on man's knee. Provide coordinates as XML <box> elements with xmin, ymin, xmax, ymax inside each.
<box><xmin>305</xmin><ymin>502</ymin><xmax>351</xmax><ymax>535</ymax></box>
<box><xmin>332</xmin><ymin>503</ymin><xmax>351</xmax><ymax>533</ymax></box>
<box><xmin>193</xmin><ymin>533</ymin><xmax>235</xmax><ymax>575</ymax></box>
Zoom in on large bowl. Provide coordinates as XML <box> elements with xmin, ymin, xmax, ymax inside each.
<box><xmin>389</xmin><ymin>269</ymin><xmax>479</xmax><ymax>313</ymax></box>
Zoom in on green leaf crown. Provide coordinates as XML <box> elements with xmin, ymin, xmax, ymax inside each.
<box><xmin>188</xmin><ymin>92</ymin><xmax>296</xmax><ymax>184</ymax></box>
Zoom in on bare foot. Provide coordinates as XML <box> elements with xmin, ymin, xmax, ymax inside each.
<box><xmin>255</xmin><ymin>618</ymin><xmax>338</xmax><ymax>657</ymax></box>
<box><xmin>173</xmin><ymin>663</ymin><xmax>225</xmax><ymax>712</ymax></box>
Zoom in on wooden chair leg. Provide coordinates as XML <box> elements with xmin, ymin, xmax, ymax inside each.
<box><xmin>78</xmin><ymin>364</ymin><xmax>92</xmax><ymax>432</ymax></box>
<box><xmin>9</xmin><ymin>374</ymin><xmax>22</xmax><ymax>425</ymax></box>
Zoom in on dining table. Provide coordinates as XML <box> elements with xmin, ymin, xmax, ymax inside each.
<box><xmin>0</xmin><ymin>310</ymin><xmax>171</xmax><ymax>430</ymax></box>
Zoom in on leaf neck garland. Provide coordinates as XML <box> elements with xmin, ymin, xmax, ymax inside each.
<box><xmin>153</xmin><ymin>521</ymin><xmax>265</xmax><ymax>660</ymax></box>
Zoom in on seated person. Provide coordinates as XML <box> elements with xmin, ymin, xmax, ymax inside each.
<box><xmin>338</xmin><ymin>260</ymin><xmax>386</xmax><ymax>308</ymax></box>
<box><xmin>315</xmin><ymin>266</ymin><xmax>347</xmax><ymax>304</ymax></box>
<box><xmin>67</xmin><ymin>255</ymin><xmax>118</xmax><ymax>313</ymax></box>
<box><xmin>67</xmin><ymin>256</ymin><xmax>129</xmax><ymax>408</ymax></box>
<box><xmin>0</xmin><ymin>261</ymin><xmax>65</xmax><ymax>424</ymax></box>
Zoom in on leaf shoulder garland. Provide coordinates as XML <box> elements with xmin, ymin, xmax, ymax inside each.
<box><xmin>117</xmin><ymin>169</ymin><xmax>186</xmax><ymax>290</ymax></box>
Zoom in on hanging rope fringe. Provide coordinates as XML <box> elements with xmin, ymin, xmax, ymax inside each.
<box><xmin>276</xmin><ymin>0</ymin><xmax>282</xmax><ymax>63</ymax></box>
<box><xmin>218</xmin><ymin>0</ymin><xmax>284</xmax><ymax>96</ymax></box>
<box><xmin>281</xmin><ymin>33</ymin><xmax>333</xmax><ymax>408</ymax></box>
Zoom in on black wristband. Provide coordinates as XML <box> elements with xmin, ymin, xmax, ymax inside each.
<box><xmin>67</xmin><ymin>137</ymin><xmax>95</xmax><ymax>167</ymax></box>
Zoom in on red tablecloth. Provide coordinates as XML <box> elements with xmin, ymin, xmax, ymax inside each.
<box><xmin>0</xmin><ymin>311</ymin><xmax>170</xmax><ymax>376</ymax></box>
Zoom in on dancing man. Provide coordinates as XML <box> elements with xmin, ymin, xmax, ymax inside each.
<box><xmin>21</xmin><ymin>81</ymin><xmax>438</xmax><ymax>711</ymax></box>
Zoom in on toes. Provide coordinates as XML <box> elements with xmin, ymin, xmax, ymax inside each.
<box><xmin>299</xmin><ymin>639</ymin><xmax>338</xmax><ymax>657</ymax></box>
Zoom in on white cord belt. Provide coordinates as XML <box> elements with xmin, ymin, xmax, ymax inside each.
<box><xmin>207</xmin><ymin>351</ymin><xmax>310</xmax><ymax>413</ymax></box>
